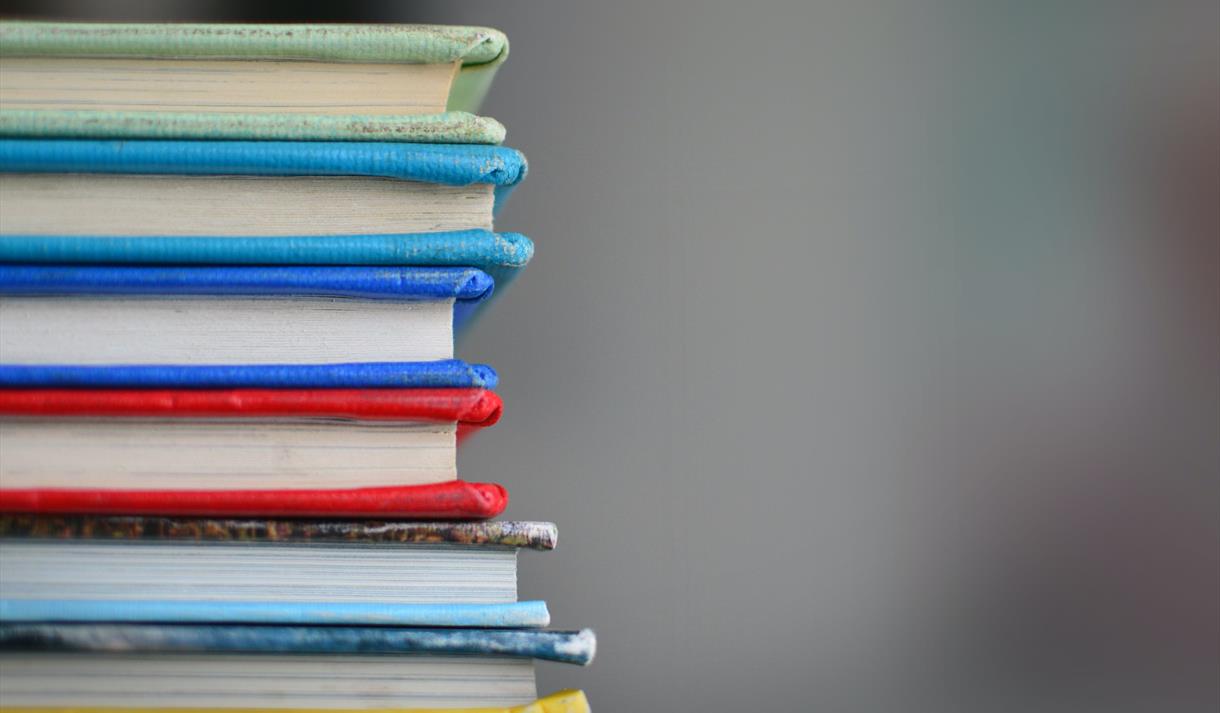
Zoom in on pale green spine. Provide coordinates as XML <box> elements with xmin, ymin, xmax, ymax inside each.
<box><xmin>0</xmin><ymin>110</ymin><xmax>506</xmax><ymax>143</ymax></box>
<box><xmin>0</xmin><ymin>22</ymin><xmax>507</xmax><ymax>64</ymax></box>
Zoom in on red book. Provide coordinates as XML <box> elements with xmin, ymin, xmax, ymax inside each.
<box><xmin>0</xmin><ymin>388</ymin><xmax>505</xmax><ymax>518</ymax></box>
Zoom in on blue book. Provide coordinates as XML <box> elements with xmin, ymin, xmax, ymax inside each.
<box><xmin>0</xmin><ymin>623</ymin><xmax>597</xmax><ymax>665</ymax></box>
<box><xmin>0</xmin><ymin>140</ymin><xmax>532</xmax><ymax>312</ymax></box>
<box><xmin>0</xmin><ymin>359</ymin><xmax>498</xmax><ymax>389</ymax></box>
<box><xmin>0</xmin><ymin>600</ymin><xmax>550</xmax><ymax>629</ymax></box>
<box><xmin>0</xmin><ymin>265</ymin><xmax>492</xmax><ymax>364</ymax></box>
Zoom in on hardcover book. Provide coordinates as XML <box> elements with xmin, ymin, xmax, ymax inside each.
<box><xmin>0</xmin><ymin>517</ymin><xmax>555</xmax><ymax>625</ymax></box>
<box><xmin>0</xmin><ymin>624</ymin><xmax>596</xmax><ymax>708</ymax></box>
<box><xmin>0</xmin><ymin>140</ymin><xmax>528</xmax><ymax>227</ymax></box>
<box><xmin>0</xmin><ymin>22</ymin><xmax>510</xmax><ymax>143</ymax></box>
<box><xmin>0</xmin><ymin>265</ymin><xmax>494</xmax><ymax>361</ymax></box>
<box><xmin>0</xmin><ymin>388</ymin><xmax>501</xmax><ymax>494</ymax></box>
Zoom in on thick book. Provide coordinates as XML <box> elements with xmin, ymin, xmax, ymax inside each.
<box><xmin>0</xmin><ymin>388</ymin><xmax>501</xmax><ymax>492</ymax></box>
<box><xmin>0</xmin><ymin>624</ymin><xmax>596</xmax><ymax>708</ymax></box>
<box><xmin>0</xmin><ymin>140</ymin><xmax>528</xmax><ymax>231</ymax></box>
<box><xmin>0</xmin><ymin>516</ymin><xmax>554</xmax><ymax>624</ymax></box>
<box><xmin>0</xmin><ymin>691</ymin><xmax>591</xmax><ymax>713</ymax></box>
<box><xmin>0</xmin><ymin>265</ymin><xmax>493</xmax><ymax>361</ymax></box>
<box><xmin>0</xmin><ymin>359</ymin><xmax>499</xmax><ymax>389</ymax></box>
<box><xmin>0</xmin><ymin>22</ymin><xmax>509</xmax><ymax>143</ymax></box>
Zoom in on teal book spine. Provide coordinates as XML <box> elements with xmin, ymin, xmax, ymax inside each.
<box><xmin>0</xmin><ymin>231</ymin><xmax>533</xmax><ymax>291</ymax></box>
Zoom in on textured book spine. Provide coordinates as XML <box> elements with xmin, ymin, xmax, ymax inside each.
<box><xmin>0</xmin><ymin>388</ymin><xmax>502</xmax><ymax>425</ymax></box>
<box><xmin>0</xmin><ymin>361</ymin><xmax>499</xmax><ymax>389</ymax></box>
<box><xmin>0</xmin><ymin>515</ymin><xmax>556</xmax><ymax>549</ymax></box>
<box><xmin>0</xmin><ymin>624</ymin><xmax>597</xmax><ymax>665</ymax></box>
<box><xmin>0</xmin><ymin>481</ymin><xmax>508</xmax><ymax>519</ymax></box>
<box><xmin>0</xmin><ymin>265</ymin><xmax>494</xmax><ymax>301</ymax></box>
<box><xmin>0</xmin><ymin>23</ymin><xmax>508</xmax><ymax>66</ymax></box>
<box><xmin>0</xmin><ymin>231</ymin><xmax>534</xmax><ymax>272</ymax></box>
<box><xmin>0</xmin><ymin>110</ymin><xmax>507</xmax><ymax>143</ymax></box>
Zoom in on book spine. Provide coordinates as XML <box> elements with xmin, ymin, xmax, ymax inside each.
<box><xmin>0</xmin><ymin>388</ymin><xmax>502</xmax><ymax>425</ymax></box>
<box><xmin>0</xmin><ymin>362</ymin><xmax>499</xmax><ymax>389</ymax></box>
<box><xmin>0</xmin><ymin>624</ymin><xmax>596</xmax><ymax>665</ymax></box>
<box><xmin>0</xmin><ymin>514</ymin><xmax>557</xmax><ymax>549</ymax></box>
<box><xmin>0</xmin><ymin>600</ymin><xmax>551</xmax><ymax>628</ymax></box>
<box><xmin>0</xmin><ymin>481</ymin><xmax>508</xmax><ymax>519</ymax></box>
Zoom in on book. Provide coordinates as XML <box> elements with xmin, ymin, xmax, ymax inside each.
<box><xmin>0</xmin><ymin>516</ymin><xmax>554</xmax><ymax>623</ymax></box>
<box><xmin>0</xmin><ymin>387</ymin><xmax>500</xmax><ymax>491</ymax></box>
<box><xmin>0</xmin><ymin>360</ymin><xmax>499</xmax><ymax>389</ymax></box>
<box><xmin>0</xmin><ymin>624</ymin><xmax>596</xmax><ymax>708</ymax></box>
<box><xmin>0</xmin><ymin>690</ymin><xmax>591</xmax><ymax>713</ymax></box>
<box><xmin>0</xmin><ymin>140</ymin><xmax>528</xmax><ymax>235</ymax></box>
<box><xmin>0</xmin><ymin>22</ymin><xmax>509</xmax><ymax>143</ymax></box>
<box><xmin>0</xmin><ymin>265</ymin><xmax>493</xmax><ymax>362</ymax></box>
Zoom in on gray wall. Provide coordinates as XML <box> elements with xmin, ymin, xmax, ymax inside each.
<box><xmin>7</xmin><ymin>2</ymin><xmax>1218</xmax><ymax>711</ymax></box>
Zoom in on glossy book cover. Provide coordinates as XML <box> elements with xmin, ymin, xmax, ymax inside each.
<box><xmin>0</xmin><ymin>624</ymin><xmax>597</xmax><ymax>665</ymax></box>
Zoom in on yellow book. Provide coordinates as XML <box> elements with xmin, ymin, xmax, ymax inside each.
<box><xmin>0</xmin><ymin>689</ymin><xmax>591</xmax><ymax>713</ymax></box>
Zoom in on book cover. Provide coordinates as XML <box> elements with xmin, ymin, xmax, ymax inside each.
<box><xmin>0</xmin><ymin>264</ymin><xmax>495</xmax><ymax>333</ymax></box>
<box><xmin>0</xmin><ymin>515</ymin><xmax>555</xmax><ymax>549</ymax></box>
<box><xmin>0</xmin><ymin>690</ymin><xmax>592</xmax><ymax>713</ymax></box>
<box><xmin>0</xmin><ymin>139</ymin><xmax>528</xmax><ymax>209</ymax></box>
<box><xmin>0</xmin><ymin>601</ymin><xmax>551</xmax><ymax>629</ymax></box>
<box><xmin>0</xmin><ymin>387</ymin><xmax>501</xmax><ymax>425</ymax></box>
<box><xmin>0</xmin><ymin>230</ymin><xmax>534</xmax><ymax>290</ymax></box>
<box><xmin>0</xmin><ymin>22</ymin><xmax>509</xmax><ymax>142</ymax></box>
<box><xmin>0</xmin><ymin>624</ymin><xmax>596</xmax><ymax>665</ymax></box>
<box><xmin>0</xmin><ymin>481</ymin><xmax>508</xmax><ymax>519</ymax></box>
<box><xmin>0</xmin><ymin>360</ymin><xmax>499</xmax><ymax>389</ymax></box>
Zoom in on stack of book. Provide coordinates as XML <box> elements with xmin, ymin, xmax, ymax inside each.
<box><xmin>0</xmin><ymin>21</ymin><xmax>592</xmax><ymax>712</ymax></box>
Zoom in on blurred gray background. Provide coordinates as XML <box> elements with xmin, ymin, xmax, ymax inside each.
<box><xmin>3</xmin><ymin>2</ymin><xmax>1217</xmax><ymax>711</ymax></box>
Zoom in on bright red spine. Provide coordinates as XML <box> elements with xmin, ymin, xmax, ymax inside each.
<box><xmin>0</xmin><ymin>481</ymin><xmax>508</xmax><ymax>519</ymax></box>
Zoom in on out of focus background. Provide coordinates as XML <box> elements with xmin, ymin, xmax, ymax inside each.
<box><xmin>3</xmin><ymin>2</ymin><xmax>1215</xmax><ymax>711</ymax></box>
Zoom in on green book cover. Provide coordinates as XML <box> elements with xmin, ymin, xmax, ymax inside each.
<box><xmin>0</xmin><ymin>22</ymin><xmax>510</xmax><ymax>143</ymax></box>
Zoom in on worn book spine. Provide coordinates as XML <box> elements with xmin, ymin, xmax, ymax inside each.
<box><xmin>0</xmin><ymin>139</ymin><xmax>527</xmax><ymax>186</ymax></box>
<box><xmin>0</xmin><ymin>110</ymin><xmax>507</xmax><ymax>143</ymax></box>
<box><xmin>0</xmin><ymin>231</ymin><xmax>534</xmax><ymax>274</ymax></box>
<box><xmin>0</xmin><ymin>624</ymin><xmax>596</xmax><ymax>665</ymax></box>
<box><xmin>0</xmin><ymin>515</ymin><xmax>555</xmax><ymax>549</ymax></box>
<box><xmin>0</xmin><ymin>600</ymin><xmax>551</xmax><ymax>629</ymax></box>
<box><xmin>0</xmin><ymin>481</ymin><xmax>508</xmax><ymax>518</ymax></box>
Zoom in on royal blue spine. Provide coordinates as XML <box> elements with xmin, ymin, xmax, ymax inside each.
<box><xmin>0</xmin><ymin>361</ymin><xmax>498</xmax><ymax>389</ymax></box>
<box><xmin>0</xmin><ymin>265</ymin><xmax>493</xmax><ymax>302</ymax></box>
